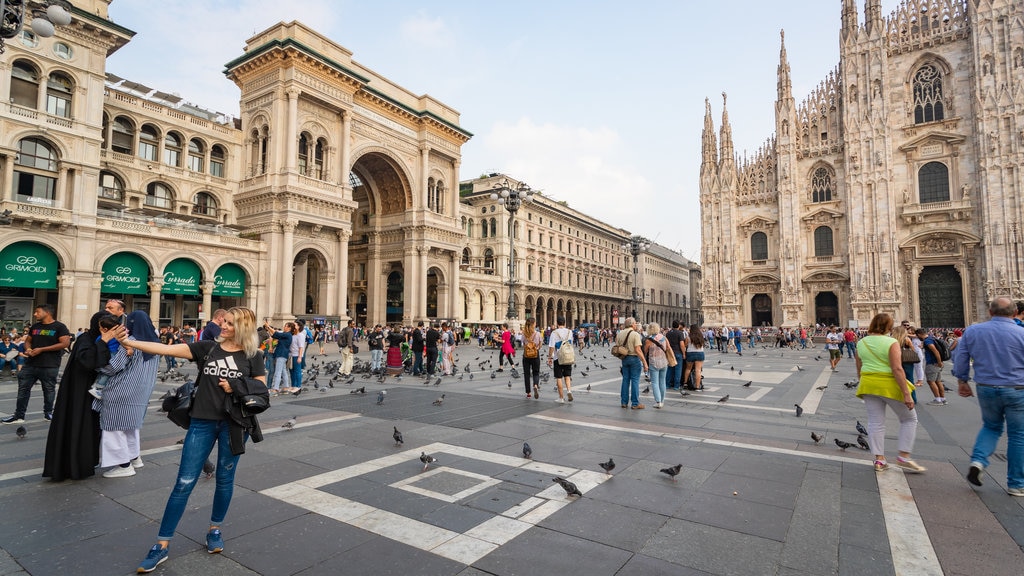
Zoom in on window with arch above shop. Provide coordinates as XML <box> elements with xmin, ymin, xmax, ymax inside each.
<box><xmin>14</xmin><ymin>138</ymin><xmax>59</xmax><ymax>206</ymax></box>
<box><xmin>45</xmin><ymin>72</ymin><xmax>73</xmax><ymax>118</ymax></box>
<box><xmin>210</xmin><ymin>145</ymin><xmax>226</xmax><ymax>177</ymax></box>
<box><xmin>192</xmin><ymin>192</ymin><xmax>218</xmax><ymax>218</ymax></box>
<box><xmin>10</xmin><ymin>60</ymin><xmax>39</xmax><ymax>108</ymax></box>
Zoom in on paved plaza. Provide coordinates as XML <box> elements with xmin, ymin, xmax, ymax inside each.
<box><xmin>1</xmin><ymin>341</ymin><xmax>1023</xmax><ymax>575</ymax></box>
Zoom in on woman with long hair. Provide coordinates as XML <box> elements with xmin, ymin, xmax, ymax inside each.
<box><xmin>521</xmin><ymin>319</ymin><xmax>543</xmax><ymax>399</ymax></box>
<box><xmin>123</xmin><ymin>307</ymin><xmax>268</xmax><ymax>573</ymax></box>
<box><xmin>497</xmin><ymin>323</ymin><xmax>515</xmax><ymax>372</ymax></box>
<box><xmin>856</xmin><ymin>313</ymin><xmax>925</xmax><ymax>474</ymax></box>
<box><xmin>643</xmin><ymin>323</ymin><xmax>670</xmax><ymax>408</ymax></box>
<box><xmin>683</xmin><ymin>324</ymin><xmax>706</xmax><ymax>391</ymax></box>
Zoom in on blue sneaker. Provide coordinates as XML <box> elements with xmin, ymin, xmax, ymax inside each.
<box><xmin>137</xmin><ymin>544</ymin><xmax>168</xmax><ymax>573</ymax></box>
<box><xmin>206</xmin><ymin>529</ymin><xmax>224</xmax><ymax>554</ymax></box>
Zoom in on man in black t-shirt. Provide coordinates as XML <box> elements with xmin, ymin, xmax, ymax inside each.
<box><xmin>411</xmin><ymin>322</ymin><xmax>425</xmax><ymax>376</ymax></box>
<box><xmin>665</xmin><ymin>321</ymin><xmax>686</xmax><ymax>390</ymax></box>
<box><xmin>367</xmin><ymin>325</ymin><xmax>384</xmax><ymax>373</ymax></box>
<box><xmin>3</xmin><ymin>304</ymin><xmax>71</xmax><ymax>424</ymax></box>
<box><xmin>424</xmin><ymin>323</ymin><xmax>441</xmax><ymax>377</ymax></box>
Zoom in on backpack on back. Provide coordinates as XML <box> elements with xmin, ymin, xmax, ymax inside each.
<box><xmin>932</xmin><ymin>337</ymin><xmax>951</xmax><ymax>361</ymax></box>
<box><xmin>555</xmin><ymin>329</ymin><xmax>575</xmax><ymax>364</ymax></box>
<box><xmin>523</xmin><ymin>336</ymin><xmax>539</xmax><ymax>358</ymax></box>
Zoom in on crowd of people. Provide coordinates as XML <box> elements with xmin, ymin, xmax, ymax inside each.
<box><xmin>7</xmin><ymin>296</ymin><xmax>1024</xmax><ymax>571</ymax></box>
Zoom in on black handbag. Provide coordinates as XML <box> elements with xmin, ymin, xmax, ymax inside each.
<box><xmin>351</xmin><ymin>344</ymin><xmax>359</xmax><ymax>354</ymax></box>
<box><xmin>240</xmin><ymin>393</ymin><xmax>270</xmax><ymax>415</ymax></box>
<box><xmin>162</xmin><ymin>380</ymin><xmax>196</xmax><ymax>429</ymax></box>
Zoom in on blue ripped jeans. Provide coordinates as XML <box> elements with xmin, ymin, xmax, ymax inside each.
<box><xmin>158</xmin><ymin>418</ymin><xmax>246</xmax><ymax>540</ymax></box>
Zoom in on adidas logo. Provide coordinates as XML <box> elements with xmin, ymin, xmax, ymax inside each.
<box><xmin>202</xmin><ymin>356</ymin><xmax>244</xmax><ymax>379</ymax></box>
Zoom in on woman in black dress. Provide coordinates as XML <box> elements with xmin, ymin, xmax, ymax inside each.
<box><xmin>42</xmin><ymin>311</ymin><xmax>114</xmax><ymax>481</ymax></box>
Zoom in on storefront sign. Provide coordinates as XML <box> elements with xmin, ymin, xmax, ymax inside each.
<box><xmin>162</xmin><ymin>258</ymin><xmax>202</xmax><ymax>295</ymax></box>
<box><xmin>101</xmin><ymin>252</ymin><xmax>150</xmax><ymax>295</ymax></box>
<box><xmin>0</xmin><ymin>242</ymin><xmax>58</xmax><ymax>289</ymax></box>
<box><xmin>212</xmin><ymin>263</ymin><xmax>246</xmax><ymax>297</ymax></box>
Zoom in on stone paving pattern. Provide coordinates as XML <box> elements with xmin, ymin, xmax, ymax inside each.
<box><xmin>1</xmin><ymin>343</ymin><xmax>1023</xmax><ymax>575</ymax></box>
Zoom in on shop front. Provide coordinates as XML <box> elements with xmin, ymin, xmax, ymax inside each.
<box><xmin>0</xmin><ymin>241</ymin><xmax>59</xmax><ymax>331</ymax></box>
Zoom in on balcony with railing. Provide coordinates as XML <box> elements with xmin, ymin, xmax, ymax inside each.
<box><xmin>900</xmin><ymin>198</ymin><xmax>972</xmax><ymax>224</ymax></box>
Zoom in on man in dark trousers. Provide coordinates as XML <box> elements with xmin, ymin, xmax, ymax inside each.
<box><xmin>665</xmin><ymin>321</ymin><xmax>686</xmax><ymax>390</ymax></box>
<box><xmin>424</xmin><ymin>323</ymin><xmax>441</xmax><ymax>377</ymax></box>
<box><xmin>411</xmin><ymin>321</ymin><xmax>425</xmax><ymax>376</ymax></box>
<box><xmin>3</xmin><ymin>304</ymin><xmax>71</xmax><ymax>424</ymax></box>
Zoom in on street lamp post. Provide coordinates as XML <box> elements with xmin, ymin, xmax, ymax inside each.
<box><xmin>1</xmin><ymin>1</ymin><xmax>73</xmax><ymax>54</ymax></box>
<box><xmin>490</xmin><ymin>178</ymin><xmax>533</xmax><ymax>323</ymax></box>
<box><xmin>622</xmin><ymin>235</ymin><xmax>651</xmax><ymax>322</ymax></box>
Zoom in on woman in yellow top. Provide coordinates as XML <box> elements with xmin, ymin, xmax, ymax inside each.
<box><xmin>855</xmin><ymin>313</ymin><xmax>926</xmax><ymax>473</ymax></box>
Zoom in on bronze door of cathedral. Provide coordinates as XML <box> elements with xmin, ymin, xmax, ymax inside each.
<box><xmin>751</xmin><ymin>294</ymin><xmax>772</xmax><ymax>327</ymax></box>
<box><xmin>815</xmin><ymin>292</ymin><xmax>839</xmax><ymax>326</ymax></box>
<box><xmin>918</xmin><ymin>265</ymin><xmax>964</xmax><ymax>328</ymax></box>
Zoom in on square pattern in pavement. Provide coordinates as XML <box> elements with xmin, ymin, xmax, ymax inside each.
<box><xmin>259</xmin><ymin>442</ymin><xmax>610</xmax><ymax>565</ymax></box>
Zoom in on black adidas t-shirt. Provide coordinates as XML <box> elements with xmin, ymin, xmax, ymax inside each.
<box><xmin>188</xmin><ymin>341</ymin><xmax>266</xmax><ymax>421</ymax></box>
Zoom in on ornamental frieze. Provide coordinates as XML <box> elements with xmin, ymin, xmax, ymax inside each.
<box><xmin>919</xmin><ymin>237</ymin><xmax>958</xmax><ymax>254</ymax></box>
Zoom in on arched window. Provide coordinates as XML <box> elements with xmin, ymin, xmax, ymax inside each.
<box><xmin>814</xmin><ymin>226</ymin><xmax>834</xmax><ymax>257</ymax></box>
<box><xmin>467</xmin><ymin>218</ymin><xmax>474</xmax><ymax>238</ymax></box>
<box><xmin>13</xmin><ymin>138</ymin><xmax>58</xmax><ymax>205</ymax></box>
<box><xmin>138</xmin><ymin>124</ymin><xmax>159</xmax><ymax>161</ymax></box>
<box><xmin>111</xmin><ymin>116</ymin><xmax>135</xmax><ymax>154</ymax></box>
<box><xmin>462</xmin><ymin>248</ymin><xmax>471</xmax><ymax>266</ymax></box>
<box><xmin>45</xmin><ymin>72</ymin><xmax>73</xmax><ymax>117</ymax></box>
<box><xmin>164</xmin><ymin>132</ymin><xmax>182</xmax><ymax>167</ymax></box>
<box><xmin>484</xmin><ymin>249</ymin><xmax>494</xmax><ymax>273</ymax></box>
<box><xmin>10</xmin><ymin>60</ymin><xmax>39</xmax><ymax>108</ymax></box>
<box><xmin>490</xmin><ymin>218</ymin><xmax>497</xmax><ymax>237</ymax></box>
<box><xmin>192</xmin><ymin>192</ymin><xmax>218</xmax><ymax>217</ymax></box>
<box><xmin>751</xmin><ymin>232</ymin><xmax>768</xmax><ymax>260</ymax></box>
<box><xmin>98</xmin><ymin>171</ymin><xmax>124</xmax><ymax>202</ymax></box>
<box><xmin>210</xmin><ymin>145</ymin><xmax>226</xmax><ymax>177</ymax></box>
<box><xmin>145</xmin><ymin>182</ymin><xmax>174</xmax><ymax>210</ymax></box>
<box><xmin>297</xmin><ymin>133</ymin><xmax>310</xmax><ymax>175</ymax></box>
<box><xmin>435</xmin><ymin>181</ymin><xmax>445</xmax><ymax>214</ymax></box>
<box><xmin>188</xmin><ymin>139</ymin><xmax>205</xmax><ymax>172</ymax></box>
<box><xmin>918</xmin><ymin>162</ymin><xmax>950</xmax><ymax>204</ymax></box>
<box><xmin>913</xmin><ymin>64</ymin><xmax>944</xmax><ymax>124</ymax></box>
<box><xmin>811</xmin><ymin>166</ymin><xmax>833</xmax><ymax>202</ymax></box>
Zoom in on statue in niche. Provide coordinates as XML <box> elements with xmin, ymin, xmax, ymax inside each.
<box><xmin>902</xmin><ymin>189</ymin><xmax>910</xmax><ymax>204</ymax></box>
<box><xmin>857</xmin><ymin>271</ymin><xmax>865</xmax><ymax>289</ymax></box>
<box><xmin>785</xmin><ymin>240</ymin><xmax>792</xmax><ymax>258</ymax></box>
<box><xmin>880</xmin><ymin>237</ymin><xmax>887</xmax><ymax>252</ymax></box>
<box><xmin>999</xmin><ymin>266</ymin><xmax>1007</xmax><ymax>286</ymax></box>
<box><xmin>961</xmin><ymin>183</ymin><xmax>970</xmax><ymax>201</ymax></box>
<box><xmin>881</xmin><ymin>271</ymin><xmax>891</xmax><ymax>290</ymax></box>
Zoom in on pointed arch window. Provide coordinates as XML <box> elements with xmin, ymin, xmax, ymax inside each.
<box><xmin>811</xmin><ymin>166</ymin><xmax>834</xmax><ymax>202</ymax></box>
<box><xmin>918</xmin><ymin>162</ymin><xmax>950</xmax><ymax>204</ymax></box>
<box><xmin>751</xmin><ymin>232</ymin><xmax>768</xmax><ymax>261</ymax></box>
<box><xmin>813</xmin><ymin>226</ymin><xmax>834</xmax><ymax>257</ymax></box>
<box><xmin>913</xmin><ymin>64</ymin><xmax>944</xmax><ymax>124</ymax></box>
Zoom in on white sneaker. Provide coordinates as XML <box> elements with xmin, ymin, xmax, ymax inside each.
<box><xmin>131</xmin><ymin>457</ymin><xmax>144</xmax><ymax>469</ymax></box>
<box><xmin>556</xmin><ymin>398</ymin><xmax>564</xmax><ymax>403</ymax></box>
<box><xmin>103</xmin><ymin>465</ymin><xmax>136</xmax><ymax>478</ymax></box>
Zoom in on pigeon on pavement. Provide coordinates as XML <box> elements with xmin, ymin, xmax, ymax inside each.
<box><xmin>350</xmin><ymin>386</ymin><xmax>366</xmax><ymax>394</ymax></box>
<box><xmin>553</xmin><ymin>476</ymin><xmax>582</xmax><ymax>497</ymax></box>
<box><xmin>857</xmin><ymin>435</ymin><xmax>870</xmax><ymax>451</ymax></box>
<box><xmin>795</xmin><ymin>404</ymin><xmax>804</xmax><ymax>417</ymax></box>
<box><xmin>377</xmin><ymin>390</ymin><xmax>386</xmax><ymax>405</ymax></box>
<box><xmin>522</xmin><ymin>442</ymin><xmax>532</xmax><ymax>459</ymax></box>
<box><xmin>393</xmin><ymin>426</ymin><xmax>403</xmax><ymax>446</ymax></box>
<box><xmin>282</xmin><ymin>416</ymin><xmax>297</xmax><ymax>430</ymax></box>
<box><xmin>717</xmin><ymin>394</ymin><xmax>730</xmax><ymax>403</ymax></box>
<box><xmin>660</xmin><ymin>464</ymin><xmax>683</xmax><ymax>481</ymax></box>
<box><xmin>15</xmin><ymin>426</ymin><xmax>26</xmax><ymax>439</ymax></box>
<box><xmin>420</xmin><ymin>452</ymin><xmax>437</xmax><ymax>471</ymax></box>
<box><xmin>835</xmin><ymin>438</ymin><xmax>855</xmax><ymax>450</ymax></box>
<box><xmin>811</xmin><ymin>431</ymin><xmax>823</xmax><ymax>444</ymax></box>
<box><xmin>742</xmin><ymin>380</ymin><xmax>752</xmax><ymax>387</ymax></box>
<box><xmin>433</xmin><ymin>394</ymin><xmax>445</xmax><ymax>406</ymax></box>
<box><xmin>599</xmin><ymin>458</ymin><xmax>615</xmax><ymax>474</ymax></box>
<box><xmin>856</xmin><ymin>420</ymin><xmax>868</xmax><ymax>436</ymax></box>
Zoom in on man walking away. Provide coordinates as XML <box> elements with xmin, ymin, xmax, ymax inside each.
<box><xmin>3</xmin><ymin>304</ymin><xmax>71</xmax><ymax>424</ymax></box>
<box><xmin>921</xmin><ymin>328</ymin><xmax>947</xmax><ymax>406</ymax></box>
<box><xmin>338</xmin><ymin>320</ymin><xmax>355</xmax><ymax>377</ymax></box>
<box><xmin>954</xmin><ymin>296</ymin><xmax>1024</xmax><ymax>496</ymax></box>
<box><xmin>425</xmin><ymin>323</ymin><xmax>441</xmax><ymax>377</ymax></box>
<box><xmin>666</xmin><ymin>321</ymin><xmax>685</xmax><ymax>390</ymax></box>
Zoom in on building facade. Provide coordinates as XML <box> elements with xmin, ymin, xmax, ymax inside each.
<box><xmin>0</xmin><ymin>2</ymin><xmax>696</xmax><ymax>332</ymax></box>
<box><xmin>700</xmin><ymin>0</ymin><xmax>1023</xmax><ymax>329</ymax></box>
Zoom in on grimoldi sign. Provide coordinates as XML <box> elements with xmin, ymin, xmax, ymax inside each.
<box><xmin>0</xmin><ymin>241</ymin><xmax>58</xmax><ymax>289</ymax></box>
<box><xmin>101</xmin><ymin>252</ymin><xmax>149</xmax><ymax>295</ymax></box>
<box><xmin>162</xmin><ymin>258</ymin><xmax>201</xmax><ymax>295</ymax></box>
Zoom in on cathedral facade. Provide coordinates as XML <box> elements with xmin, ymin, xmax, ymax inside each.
<box><xmin>700</xmin><ymin>0</ymin><xmax>1023</xmax><ymax>329</ymax></box>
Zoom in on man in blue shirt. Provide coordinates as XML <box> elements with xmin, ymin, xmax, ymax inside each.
<box><xmin>920</xmin><ymin>328</ymin><xmax>947</xmax><ymax>406</ymax></box>
<box><xmin>953</xmin><ymin>296</ymin><xmax>1024</xmax><ymax>496</ymax></box>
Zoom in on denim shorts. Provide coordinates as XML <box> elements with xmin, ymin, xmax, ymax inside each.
<box><xmin>685</xmin><ymin>352</ymin><xmax>705</xmax><ymax>362</ymax></box>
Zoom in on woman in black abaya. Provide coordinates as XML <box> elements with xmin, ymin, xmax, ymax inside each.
<box><xmin>42</xmin><ymin>312</ymin><xmax>114</xmax><ymax>481</ymax></box>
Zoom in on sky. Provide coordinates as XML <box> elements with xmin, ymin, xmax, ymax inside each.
<box><xmin>104</xmin><ymin>0</ymin><xmax>904</xmax><ymax>264</ymax></box>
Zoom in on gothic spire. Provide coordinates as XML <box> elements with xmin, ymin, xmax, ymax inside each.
<box><xmin>865</xmin><ymin>0</ymin><xmax>882</xmax><ymax>35</ymax></box>
<box><xmin>842</xmin><ymin>0</ymin><xmax>859</xmax><ymax>39</ymax></box>
<box><xmin>701</xmin><ymin>97</ymin><xmax>718</xmax><ymax>176</ymax></box>
<box><xmin>719</xmin><ymin>92</ymin><xmax>734</xmax><ymax>171</ymax></box>
<box><xmin>777</xmin><ymin>29</ymin><xmax>792</xmax><ymax>103</ymax></box>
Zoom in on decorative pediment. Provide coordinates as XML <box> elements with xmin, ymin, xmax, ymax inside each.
<box><xmin>803</xmin><ymin>271</ymin><xmax>848</xmax><ymax>283</ymax></box>
<box><xmin>739</xmin><ymin>274</ymin><xmax>781</xmax><ymax>285</ymax></box>
<box><xmin>898</xmin><ymin>131</ymin><xmax>966</xmax><ymax>154</ymax></box>
<box><xmin>801</xmin><ymin>207</ymin><xmax>844</xmax><ymax>227</ymax></box>
<box><xmin>738</xmin><ymin>216</ymin><xmax>778</xmax><ymax>236</ymax></box>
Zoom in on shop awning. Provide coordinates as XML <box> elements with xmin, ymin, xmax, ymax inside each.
<box><xmin>101</xmin><ymin>252</ymin><xmax>150</xmax><ymax>295</ymax></box>
<box><xmin>213</xmin><ymin>263</ymin><xmax>246</xmax><ymax>297</ymax></box>
<box><xmin>162</xmin><ymin>258</ymin><xmax>202</xmax><ymax>295</ymax></box>
<box><xmin>0</xmin><ymin>241</ymin><xmax>58</xmax><ymax>289</ymax></box>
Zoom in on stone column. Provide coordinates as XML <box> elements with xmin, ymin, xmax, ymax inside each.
<box><xmin>450</xmin><ymin>160</ymin><xmax>460</xmax><ymax>218</ymax></box>
<box><xmin>419</xmin><ymin>146</ymin><xmax>430</xmax><ymax>210</ymax></box>
<box><xmin>336</xmin><ymin>230</ymin><xmax>351</xmax><ymax>320</ymax></box>
<box><xmin>201</xmin><ymin>281</ymin><xmax>214</xmax><ymax>324</ymax></box>
<box><xmin>285</xmin><ymin>88</ymin><xmax>300</xmax><ymax>172</ymax></box>
<box><xmin>450</xmin><ymin>251</ymin><xmax>461</xmax><ymax>321</ymax></box>
<box><xmin>403</xmin><ymin>247</ymin><xmax>418</xmax><ymax>324</ymax></box>
<box><xmin>280</xmin><ymin>220</ymin><xmax>297</xmax><ymax>317</ymax></box>
<box><xmin>418</xmin><ymin>246</ymin><xmax>428</xmax><ymax>320</ymax></box>
<box><xmin>148</xmin><ymin>279</ymin><xmax>164</xmax><ymax>326</ymax></box>
<box><xmin>366</xmin><ymin>234</ymin><xmax>382</xmax><ymax>323</ymax></box>
<box><xmin>340</xmin><ymin>111</ymin><xmax>351</xmax><ymax>192</ymax></box>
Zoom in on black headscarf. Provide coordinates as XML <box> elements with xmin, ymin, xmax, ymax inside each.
<box><xmin>87</xmin><ymin>311</ymin><xmax>112</xmax><ymax>340</ymax></box>
<box><xmin>125</xmin><ymin>310</ymin><xmax>161</xmax><ymax>360</ymax></box>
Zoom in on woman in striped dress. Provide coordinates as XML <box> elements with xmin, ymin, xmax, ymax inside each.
<box><xmin>93</xmin><ymin>310</ymin><xmax>162</xmax><ymax>478</ymax></box>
